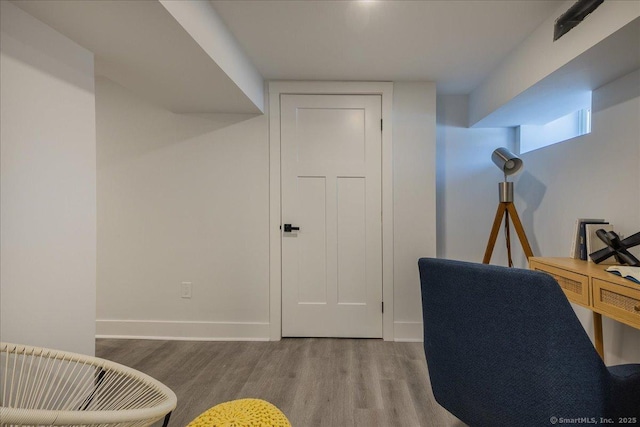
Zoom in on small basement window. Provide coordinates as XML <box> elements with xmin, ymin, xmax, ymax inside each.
<box><xmin>518</xmin><ymin>108</ymin><xmax>591</xmax><ymax>154</ymax></box>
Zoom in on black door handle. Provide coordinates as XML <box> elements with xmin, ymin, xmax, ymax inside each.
<box><xmin>283</xmin><ymin>224</ymin><xmax>300</xmax><ymax>232</ymax></box>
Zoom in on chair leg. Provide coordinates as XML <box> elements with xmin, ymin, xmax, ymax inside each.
<box><xmin>162</xmin><ymin>412</ymin><xmax>172</xmax><ymax>427</ymax></box>
<box><xmin>80</xmin><ymin>368</ymin><xmax>106</xmax><ymax>410</ymax></box>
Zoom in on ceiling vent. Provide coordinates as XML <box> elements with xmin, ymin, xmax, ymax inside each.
<box><xmin>554</xmin><ymin>0</ymin><xmax>604</xmax><ymax>41</ymax></box>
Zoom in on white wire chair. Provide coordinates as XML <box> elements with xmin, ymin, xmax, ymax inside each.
<box><xmin>0</xmin><ymin>342</ymin><xmax>177</xmax><ymax>427</ymax></box>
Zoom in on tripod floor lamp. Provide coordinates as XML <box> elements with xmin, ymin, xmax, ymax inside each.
<box><xmin>483</xmin><ymin>147</ymin><xmax>534</xmax><ymax>266</ymax></box>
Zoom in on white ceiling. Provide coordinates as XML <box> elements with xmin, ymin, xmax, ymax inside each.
<box><xmin>211</xmin><ymin>0</ymin><xmax>563</xmax><ymax>94</ymax></box>
<box><xmin>11</xmin><ymin>0</ymin><xmax>567</xmax><ymax>114</ymax></box>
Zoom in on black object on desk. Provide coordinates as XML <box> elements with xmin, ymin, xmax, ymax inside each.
<box><xmin>590</xmin><ymin>230</ymin><xmax>640</xmax><ymax>266</ymax></box>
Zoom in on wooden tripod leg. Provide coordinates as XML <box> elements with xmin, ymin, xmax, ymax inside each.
<box><xmin>506</xmin><ymin>203</ymin><xmax>534</xmax><ymax>259</ymax></box>
<box><xmin>483</xmin><ymin>203</ymin><xmax>507</xmax><ymax>264</ymax></box>
<box><xmin>505</xmin><ymin>210</ymin><xmax>513</xmax><ymax>267</ymax></box>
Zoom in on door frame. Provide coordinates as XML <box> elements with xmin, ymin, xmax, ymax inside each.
<box><xmin>268</xmin><ymin>81</ymin><xmax>394</xmax><ymax>341</ymax></box>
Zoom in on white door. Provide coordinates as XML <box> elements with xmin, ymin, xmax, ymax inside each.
<box><xmin>281</xmin><ymin>94</ymin><xmax>382</xmax><ymax>338</ymax></box>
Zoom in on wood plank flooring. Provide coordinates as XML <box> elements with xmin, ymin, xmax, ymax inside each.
<box><xmin>96</xmin><ymin>338</ymin><xmax>464</xmax><ymax>427</ymax></box>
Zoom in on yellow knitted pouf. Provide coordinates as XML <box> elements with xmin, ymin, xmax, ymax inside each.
<box><xmin>187</xmin><ymin>398</ymin><xmax>291</xmax><ymax>427</ymax></box>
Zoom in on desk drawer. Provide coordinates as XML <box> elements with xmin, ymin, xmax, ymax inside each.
<box><xmin>592</xmin><ymin>279</ymin><xmax>640</xmax><ymax>328</ymax></box>
<box><xmin>530</xmin><ymin>260</ymin><xmax>590</xmax><ymax>305</ymax></box>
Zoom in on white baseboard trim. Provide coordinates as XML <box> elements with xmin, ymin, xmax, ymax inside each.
<box><xmin>96</xmin><ymin>319</ymin><xmax>270</xmax><ymax>341</ymax></box>
<box><xmin>394</xmin><ymin>321</ymin><xmax>423</xmax><ymax>342</ymax></box>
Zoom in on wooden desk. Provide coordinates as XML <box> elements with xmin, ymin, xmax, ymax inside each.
<box><xmin>529</xmin><ymin>257</ymin><xmax>640</xmax><ymax>360</ymax></box>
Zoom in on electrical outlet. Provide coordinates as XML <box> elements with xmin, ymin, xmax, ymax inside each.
<box><xmin>181</xmin><ymin>282</ymin><xmax>192</xmax><ymax>299</ymax></box>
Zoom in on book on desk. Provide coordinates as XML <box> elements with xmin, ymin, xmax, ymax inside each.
<box><xmin>606</xmin><ymin>266</ymin><xmax>640</xmax><ymax>284</ymax></box>
<box><xmin>570</xmin><ymin>218</ymin><xmax>606</xmax><ymax>260</ymax></box>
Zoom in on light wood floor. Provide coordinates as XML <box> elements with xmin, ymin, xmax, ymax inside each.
<box><xmin>96</xmin><ymin>338</ymin><xmax>464</xmax><ymax>427</ymax></box>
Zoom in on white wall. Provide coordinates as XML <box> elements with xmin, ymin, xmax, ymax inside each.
<box><xmin>515</xmin><ymin>70</ymin><xmax>639</xmax><ymax>263</ymax></box>
<box><xmin>437</xmin><ymin>70</ymin><xmax>640</xmax><ymax>364</ymax></box>
<box><xmin>96</xmin><ymin>77</ymin><xmax>270</xmax><ymax>340</ymax></box>
<box><xmin>97</xmin><ymin>78</ymin><xmax>436</xmax><ymax>342</ymax></box>
<box><xmin>436</xmin><ymin>95</ymin><xmax>516</xmax><ymax>263</ymax></box>
<box><xmin>392</xmin><ymin>82</ymin><xmax>437</xmax><ymax>341</ymax></box>
<box><xmin>0</xmin><ymin>1</ymin><xmax>97</xmax><ymax>355</ymax></box>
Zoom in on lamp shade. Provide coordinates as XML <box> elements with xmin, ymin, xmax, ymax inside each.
<box><xmin>491</xmin><ymin>147</ymin><xmax>523</xmax><ymax>176</ymax></box>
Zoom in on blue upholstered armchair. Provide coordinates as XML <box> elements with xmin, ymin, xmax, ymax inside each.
<box><xmin>418</xmin><ymin>258</ymin><xmax>640</xmax><ymax>427</ymax></box>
